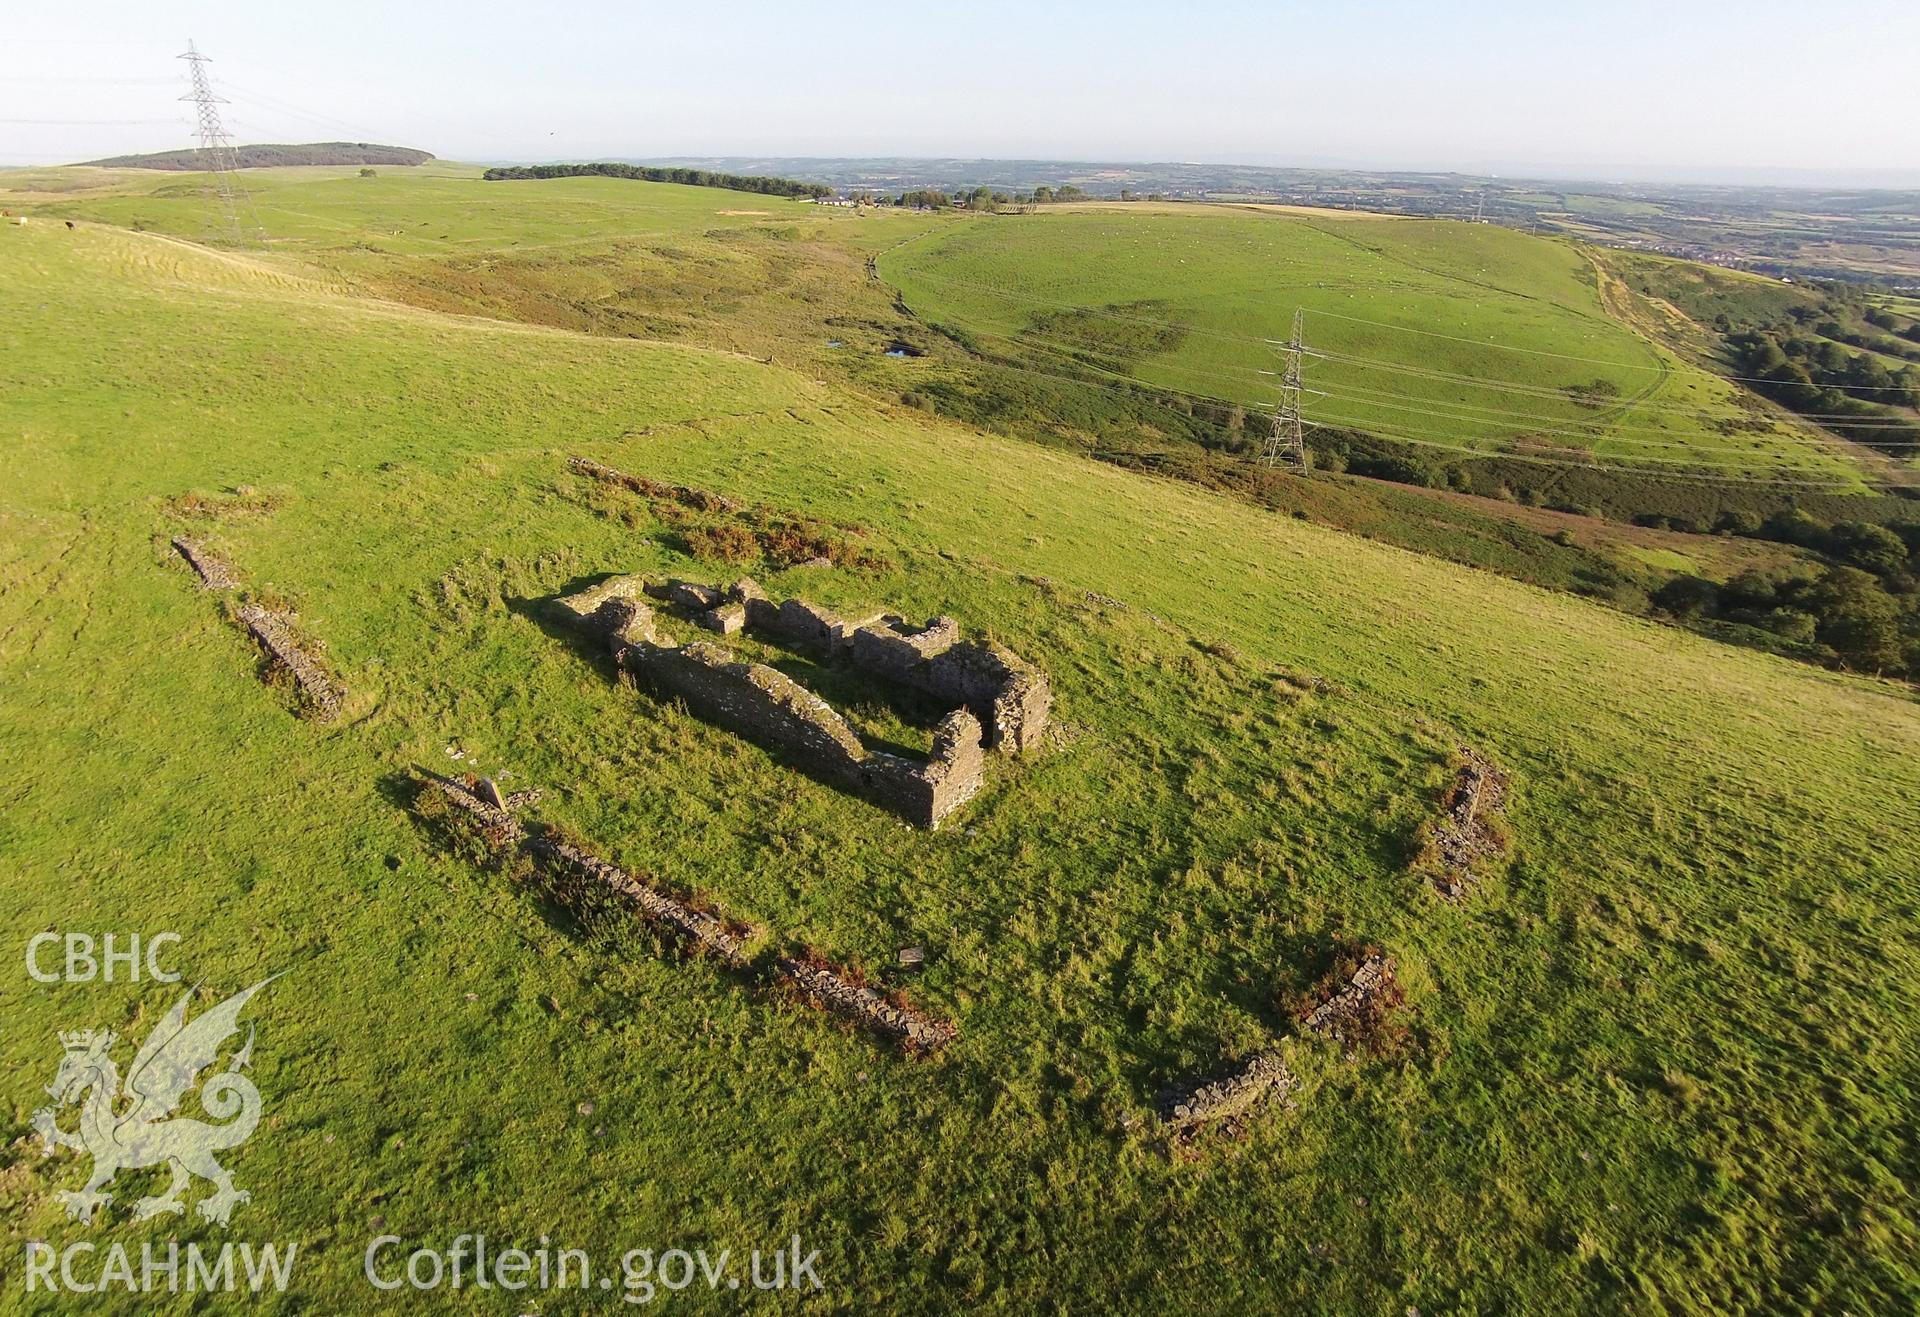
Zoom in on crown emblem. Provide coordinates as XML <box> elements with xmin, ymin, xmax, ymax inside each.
<box><xmin>57</xmin><ymin>1028</ymin><xmax>116</xmax><ymax>1054</ymax></box>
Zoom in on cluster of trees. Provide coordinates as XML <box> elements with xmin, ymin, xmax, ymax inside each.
<box><xmin>1651</xmin><ymin>511</ymin><xmax>1920</xmax><ymax>675</ymax></box>
<box><xmin>1726</xmin><ymin>328</ymin><xmax>1920</xmax><ymax>409</ymax></box>
<box><xmin>482</xmin><ymin>163</ymin><xmax>830</xmax><ymax>199</ymax></box>
<box><xmin>891</xmin><ymin>184</ymin><xmax>1091</xmax><ymax>211</ymax></box>
<box><xmin>1852</xmin><ymin>307</ymin><xmax>1920</xmax><ymax>358</ymax></box>
<box><xmin>1714</xmin><ymin>290</ymin><xmax>1920</xmax><ymax>462</ymax></box>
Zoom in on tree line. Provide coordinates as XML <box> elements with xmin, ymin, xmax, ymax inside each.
<box><xmin>1716</xmin><ymin>290</ymin><xmax>1920</xmax><ymax>460</ymax></box>
<box><xmin>1651</xmin><ymin>510</ymin><xmax>1919</xmax><ymax>676</ymax></box>
<box><xmin>890</xmin><ymin>184</ymin><xmax>1090</xmax><ymax>211</ymax></box>
<box><xmin>483</xmin><ymin>163</ymin><xmax>831</xmax><ymax>199</ymax></box>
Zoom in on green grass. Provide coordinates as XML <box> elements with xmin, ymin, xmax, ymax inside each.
<box><xmin>2</xmin><ymin>197</ymin><xmax>1919</xmax><ymax>1312</ymax></box>
<box><xmin>879</xmin><ymin>204</ymin><xmax>1865</xmax><ymax>484</ymax></box>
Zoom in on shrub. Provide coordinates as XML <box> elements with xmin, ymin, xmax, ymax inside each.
<box><xmin>1653</xmin><ymin>575</ymin><xmax>1721</xmax><ymax>618</ymax></box>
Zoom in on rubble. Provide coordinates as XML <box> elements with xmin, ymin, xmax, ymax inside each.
<box><xmin>527</xmin><ymin>833</ymin><xmax>753</xmax><ymax>965</ymax></box>
<box><xmin>1425</xmin><ymin>749</ymin><xmax>1510</xmax><ymax>899</ymax></box>
<box><xmin>234</xmin><ymin>602</ymin><xmax>341</xmax><ymax>720</ymax></box>
<box><xmin>415</xmin><ymin>771</ymin><xmax>955</xmax><ymax>1055</ymax></box>
<box><xmin>1303</xmin><ymin>954</ymin><xmax>1402</xmax><ymax>1047</ymax></box>
<box><xmin>1157</xmin><ymin>1050</ymin><xmax>1299</xmax><ymax>1140</ymax></box>
<box><xmin>774</xmin><ymin>954</ymin><xmax>958</xmax><ymax>1054</ymax></box>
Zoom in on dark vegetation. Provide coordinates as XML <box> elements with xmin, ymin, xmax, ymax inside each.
<box><xmin>1651</xmin><ymin>513</ymin><xmax>1920</xmax><ymax>676</ymax></box>
<box><xmin>482</xmin><ymin>162</ymin><xmax>831</xmax><ymax>199</ymax></box>
<box><xmin>870</xmin><ymin>185</ymin><xmax>1088</xmax><ymax>211</ymax></box>
<box><xmin>567</xmin><ymin>458</ymin><xmax>892</xmax><ymax>572</ymax></box>
<box><xmin>1612</xmin><ymin>258</ymin><xmax>1920</xmax><ymax>459</ymax></box>
<box><xmin>1716</xmin><ymin>279</ymin><xmax>1920</xmax><ymax>459</ymax></box>
<box><xmin>84</xmin><ymin>142</ymin><xmax>434</xmax><ymax>170</ymax></box>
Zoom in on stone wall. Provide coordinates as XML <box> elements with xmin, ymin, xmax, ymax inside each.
<box><xmin>854</xmin><ymin>709</ymin><xmax>983</xmax><ymax>829</ymax></box>
<box><xmin>1157</xmin><ymin>1049</ymin><xmax>1299</xmax><ymax>1140</ymax></box>
<box><xmin>551</xmin><ymin>577</ymin><xmax>985</xmax><ymax>829</ymax></box>
<box><xmin>650</xmin><ymin>578</ymin><xmax>1052</xmax><ymax>754</ymax></box>
<box><xmin>774</xmin><ymin>955</ymin><xmax>959</xmax><ymax>1054</ymax></box>
<box><xmin>171</xmin><ymin>536</ymin><xmax>238</xmax><ymax>591</ymax></box>
<box><xmin>528</xmin><ymin>833</ymin><xmax>752</xmax><ymax>965</ymax></box>
<box><xmin>419</xmin><ymin>770</ymin><xmax>958</xmax><ymax>1055</ymax></box>
<box><xmin>621</xmin><ymin>639</ymin><xmax>870</xmax><ymax>791</ymax></box>
<box><xmin>917</xmin><ymin>640</ymin><xmax>1051</xmax><ymax>753</ymax></box>
<box><xmin>235</xmin><ymin>602</ymin><xmax>341</xmax><ymax>720</ymax></box>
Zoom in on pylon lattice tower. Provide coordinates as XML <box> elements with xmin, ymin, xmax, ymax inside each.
<box><xmin>1262</xmin><ymin>308</ymin><xmax>1310</xmax><ymax>471</ymax></box>
<box><xmin>178</xmin><ymin>40</ymin><xmax>258</xmax><ymax>244</ymax></box>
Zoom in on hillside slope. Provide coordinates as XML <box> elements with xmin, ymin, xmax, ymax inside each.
<box><xmin>3</xmin><ymin>219</ymin><xmax>1917</xmax><ymax>1310</ymax></box>
<box><xmin>880</xmin><ymin>204</ymin><xmax>1863</xmax><ymax>483</ymax></box>
<box><xmin>82</xmin><ymin>141</ymin><xmax>435</xmax><ymax>169</ymax></box>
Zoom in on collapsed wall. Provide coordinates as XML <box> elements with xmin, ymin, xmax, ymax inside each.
<box><xmin>1425</xmin><ymin>749</ymin><xmax>1510</xmax><ymax>899</ymax></box>
<box><xmin>1157</xmin><ymin>1050</ymin><xmax>1299</xmax><ymax>1140</ymax></box>
<box><xmin>529</xmin><ymin>833</ymin><xmax>753</xmax><ymax>965</ymax></box>
<box><xmin>166</xmin><ymin>534</ymin><xmax>341</xmax><ymax>718</ymax></box>
<box><xmin>774</xmin><ymin>955</ymin><xmax>959</xmax><ymax>1055</ymax></box>
<box><xmin>1303</xmin><ymin>953</ymin><xmax>1400</xmax><ymax>1045</ymax></box>
<box><xmin>650</xmin><ymin>578</ymin><xmax>1051</xmax><ymax>753</ymax></box>
<box><xmin>553</xmin><ymin>576</ymin><xmax>985</xmax><ymax>828</ymax></box>
<box><xmin>417</xmin><ymin>770</ymin><xmax>957</xmax><ymax>1054</ymax></box>
<box><xmin>234</xmin><ymin>602</ymin><xmax>341</xmax><ymax>720</ymax></box>
<box><xmin>171</xmin><ymin>536</ymin><xmax>238</xmax><ymax>591</ymax></box>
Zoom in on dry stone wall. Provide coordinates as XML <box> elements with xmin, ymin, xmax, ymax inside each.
<box><xmin>235</xmin><ymin>603</ymin><xmax>342</xmax><ymax>720</ymax></box>
<box><xmin>1425</xmin><ymin>749</ymin><xmax>1510</xmax><ymax>899</ymax></box>
<box><xmin>1157</xmin><ymin>1049</ymin><xmax>1299</xmax><ymax>1141</ymax></box>
<box><xmin>551</xmin><ymin>576</ymin><xmax>990</xmax><ymax>829</ymax></box>
<box><xmin>418</xmin><ymin>770</ymin><xmax>956</xmax><ymax>1055</ymax></box>
<box><xmin>650</xmin><ymin>577</ymin><xmax>1052</xmax><ymax>753</ymax></box>
<box><xmin>1303</xmin><ymin>954</ymin><xmax>1400</xmax><ymax>1044</ymax></box>
<box><xmin>774</xmin><ymin>955</ymin><xmax>959</xmax><ymax>1054</ymax></box>
<box><xmin>168</xmin><ymin>535</ymin><xmax>342</xmax><ymax>718</ymax></box>
<box><xmin>171</xmin><ymin>536</ymin><xmax>238</xmax><ymax>591</ymax></box>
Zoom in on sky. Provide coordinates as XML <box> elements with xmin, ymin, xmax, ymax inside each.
<box><xmin>4</xmin><ymin>0</ymin><xmax>1917</xmax><ymax>186</ymax></box>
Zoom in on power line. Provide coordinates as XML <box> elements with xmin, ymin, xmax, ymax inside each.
<box><xmin>1318</xmin><ymin>376</ymin><xmax>1920</xmax><ymax>434</ymax></box>
<box><xmin>892</xmin><ymin>262</ymin><xmax>1920</xmax><ymax>420</ymax></box>
<box><xmin>1307</xmin><ymin>405</ymin><xmax>1894</xmax><ymax>480</ymax></box>
<box><xmin>1312</xmin><ymin>347</ymin><xmax>1920</xmax><ymax>417</ymax></box>
<box><xmin>1311</xmin><ymin>306</ymin><xmax>1920</xmax><ymax>392</ymax></box>
<box><xmin>1315</xmin><ymin>423</ymin><xmax>1914</xmax><ymax>489</ymax></box>
<box><xmin>1315</xmin><ymin>384</ymin><xmax>1920</xmax><ymax>450</ymax></box>
<box><xmin>0</xmin><ymin>117</ymin><xmax>180</xmax><ymax>125</ymax></box>
<box><xmin>178</xmin><ymin>38</ymin><xmax>261</xmax><ymax>246</ymax></box>
<box><xmin>919</xmin><ymin>322</ymin><xmax>1917</xmax><ymax>489</ymax></box>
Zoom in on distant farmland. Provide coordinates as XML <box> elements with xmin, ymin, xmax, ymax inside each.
<box><xmin>880</xmin><ymin>204</ymin><xmax>1862</xmax><ymax>483</ymax></box>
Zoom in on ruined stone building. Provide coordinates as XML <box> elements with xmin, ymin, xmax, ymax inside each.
<box><xmin>550</xmin><ymin>575</ymin><xmax>1050</xmax><ymax>828</ymax></box>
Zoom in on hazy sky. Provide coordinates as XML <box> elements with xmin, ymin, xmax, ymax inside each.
<box><xmin>5</xmin><ymin>0</ymin><xmax>1917</xmax><ymax>185</ymax></box>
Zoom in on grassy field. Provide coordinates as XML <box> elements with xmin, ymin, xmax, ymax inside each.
<box><xmin>878</xmin><ymin>204</ymin><xmax>1868</xmax><ymax>484</ymax></box>
<box><xmin>3</xmin><ymin>190</ymin><xmax>1919</xmax><ymax>1311</ymax></box>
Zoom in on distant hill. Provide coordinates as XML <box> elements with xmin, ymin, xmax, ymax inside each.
<box><xmin>82</xmin><ymin>142</ymin><xmax>434</xmax><ymax>170</ymax></box>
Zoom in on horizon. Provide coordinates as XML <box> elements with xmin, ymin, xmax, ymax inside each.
<box><xmin>41</xmin><ymin>146</ymin><xmax>1920</xmax><ymax>197</ymax></box>
<box><xmin>5</xmin><ymin>0</ymin><xmax>1917</xmax><ymax>189</ymax></box>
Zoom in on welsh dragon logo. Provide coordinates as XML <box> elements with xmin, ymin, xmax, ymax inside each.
<box><xmin>33</xmin><ymin>977</ymin><xmax>275</xmax><ymax>1226</ymax></box>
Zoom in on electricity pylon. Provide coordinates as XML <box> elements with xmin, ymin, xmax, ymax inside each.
<box><xmin>178</xmin><ymin>40</ymin><xmax>259</xmax><ymax>244</ymax></box>
<box><xmin>1262</xmin><ymin>308</ymin><xmax>1310</xmax><ymax>471</ymax></box>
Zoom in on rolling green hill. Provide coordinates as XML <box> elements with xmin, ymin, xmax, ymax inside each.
<box><xmin>81</xmin><ymin>142</ymin><xmax>435</xmax><ymax>170</ymax></box>
<box><xmin>3</xmin><ymin>191</ymin><xmax>1918</xmax><ymax>1311</ymax></box>
<box><xmin>879</xmin><ymin>203</ymin><xmax>1869</xmax><ymax>484</ymax></box>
